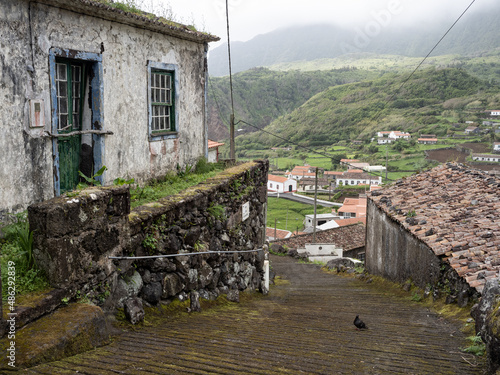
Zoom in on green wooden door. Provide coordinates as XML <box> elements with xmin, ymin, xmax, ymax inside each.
<box><xmin>56</xmin><ymin>61</ymin><xmax>84</xmax><ymax>193</ymax></box>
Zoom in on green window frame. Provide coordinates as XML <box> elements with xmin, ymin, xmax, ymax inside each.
<box><xmin>55</xmin><ymin>60</ymin><xmax>85</xmax><ymax>131</ymax></box>
<box><xmin>148</xmin><ymin>61</ymin><xmax>178</xmax><ymax>141</ymax></box>
<box><xmin>151</xmin><ymin>70</ymin><xmax>174</xmax><ymax>133</ymax></box>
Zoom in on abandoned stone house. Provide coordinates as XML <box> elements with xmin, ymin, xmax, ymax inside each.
<box><xmin>366</xmin><ymin>163</ymin><xmax>500</xmax><ymax>305</ymax></box>
<box><xmin>0</xmin><ymin>0</ymin><xmax>219</xmax><ymax>218</ymax></box>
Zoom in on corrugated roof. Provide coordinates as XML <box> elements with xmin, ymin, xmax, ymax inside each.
<box><xmin>369</xmin><ymin>163</ymin><xmax>500</xmax><ymax>294</ymax></box>
<box><xmin>36</xmin><ymin>0</ymin><xmax>219</xmax><ymax>43</ymax></box>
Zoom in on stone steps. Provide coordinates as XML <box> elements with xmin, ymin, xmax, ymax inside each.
<box><xmin>21</xmin><ymin>255</ymin><xmax>485</xmax><ymax>374</ymax></box>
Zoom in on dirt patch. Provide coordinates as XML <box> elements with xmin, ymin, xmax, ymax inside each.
<box><xmin>461</xmin><ymin>142</ymin><xmax>491</xmax><ymax>153</ymax></box>
<box><xmin>426</xmin><ymin>146</ymin><xmax>500</xmax><ymax>172</ymax></box>
<box><xmin>426</xmin><ymin>148</ymin><xmax>468</xmax><ymax>163</ymax></box>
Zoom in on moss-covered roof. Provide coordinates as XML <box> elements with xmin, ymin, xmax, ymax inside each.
<box><xmin>36</xmin><ymin>0</ymin><xmax>220</xmax><ymax>43</ymax></box>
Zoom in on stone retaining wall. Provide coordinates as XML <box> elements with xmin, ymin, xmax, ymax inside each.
<box><xmin>28</xmin><ymin>161</ymin><xmax>269</xmax><ymax>313</ymax></box>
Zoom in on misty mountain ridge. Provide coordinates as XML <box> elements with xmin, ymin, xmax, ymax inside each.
<box><xmin>209</xmin><ymin>3</ymin><xmax>500</xmax><ymax>76</ymax></box>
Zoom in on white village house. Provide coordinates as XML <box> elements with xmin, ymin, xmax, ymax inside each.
<box><xmin>267</xmin><ymin>174</ymin><xmax>297</xmax><ymax>193</ymax></box>
<box><xmin>207</xmin><ymin>140</ymin><xmax>225</xmax><ymax>163</ymax></box>
<box><xmin>336</xmin><ymin>172</ymin><xmax>382</xmax><ymax>187</ymax></box>
<box><xmin>0</xmin><ymin>0</ymin><xmax>218</xmax><ymax>218</ymax></box>
<box><xmin>494</xmin><ymin>142</ymin><xmax>500</xmax><ymax>153</ymax></box>
<box><xmin>471</xmin><ymin>154</ymin><xmax>500</xmax><ymax>163</ymax></box>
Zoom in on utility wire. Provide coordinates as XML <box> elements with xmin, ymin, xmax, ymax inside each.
<box><xmin>214</xmin><ymin>2</ymin><xmax>476</xmax><ymax>181</ymax></box>
<box><xmin>226</xmin><ymin>0</ymin><xmax>236</xmax><ymax>159</ymax></box>
<box><xmin>370</xmin><ymin>0</ymin><xmax>477</xmax><ymax>124</ymax></box>
<box><xmin>239</xmin><ymin>119</ymin><xmax>394</xmax><ymax>182</ymax></box>
<box><xmin>208</xmin><ymin>75</ymin><xmax>230</xmax><ymax>128</ymax></box>
<box><xmin>225</xmin><ymin>0</ymin><xmax>235</xmax><ymax>118</ymax></box>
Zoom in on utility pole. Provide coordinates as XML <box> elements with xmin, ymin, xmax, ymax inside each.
<box><xmin>313</xmin><ymin>167</ymin><xmax>318</xmax><ymax>244</ymax></box>
<box><xmin>226</xmin><ymin>0</ymin><xmax>235</xmax><ymax>161</ymax></box>
<box><xmin>230</xmin><ymin>114</ymin><xmax>235</xmax><ymax>160</ymax></box>
<box><xmin>385</xmin><ymin>145</ymin><xmax>388</xmax><ymax>183</ymax></box>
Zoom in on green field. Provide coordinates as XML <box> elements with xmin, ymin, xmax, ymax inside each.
<box><xmin>267</xmin><ymin>196</ymin><xmax>332</xmax><ymax>232</ymax></box>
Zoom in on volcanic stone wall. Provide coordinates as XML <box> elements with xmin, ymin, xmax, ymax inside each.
<box><xmin>28</xmin><ymin>161</ymin><xmax>269</xmax><ymax>310</ymax></box>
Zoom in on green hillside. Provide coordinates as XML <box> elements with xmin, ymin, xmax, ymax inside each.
<box><xmin>235</xmin><ymin>67</ymin><xmax>500</xmax><ymax>149</ymax></box>
<box><xmin>208</xmin><ymin>67</ymin><xmax>378</xmax><ymax>138</ymax></box>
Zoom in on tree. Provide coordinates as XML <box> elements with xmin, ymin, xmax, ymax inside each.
<box><xmin>331</xmin><ymin>153</ymin><xmax>347</xmax><ymax>168</ymax></box>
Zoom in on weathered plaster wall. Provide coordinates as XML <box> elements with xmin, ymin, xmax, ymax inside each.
<box><xmin>0</xmin><ymin>0</ymin><xmax>210</xmax><ymax>216</ymax></box>
<box><xmin>0</xmin><ymin>0</ymin><xmax>54</xmax><ymax>220</ymax></box>
<box><xmin>28</xmin><ymin>161</ymin><xmax>269</xmax><ymax>311</ymax></box>
<box><xmin>365</xmin><ymin>199</ymin><xmax>442</xmax><ymax>288</ymax></box>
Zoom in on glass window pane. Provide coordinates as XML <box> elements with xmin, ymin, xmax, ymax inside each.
<box><xmin>72</xmin><ymin>66</ymin><xmax>81</xmax><ymax>82</ymax></box>
<box><xmin>159</xmin><ymin>117</ymin><xmax>164</xmax><ymax>130</ymax></box>
<box><xmin>166</xmin><ymin>88</ymin><xmax>171</xmax><ymax>104</ymax></box>
<box><xmin>73</xmin><ymin>83</ymin><xmax>80</xmax><ymax>98</ymax></box>
<box><xmin>59</xmin><ymin>98</ymin><xmax>68</xmax><ymax>114</ymax></box>
<box><xmin>160</xmin><ymin>74</ymin><xmax>165</xmax><ymax>89</ymax></box>
<box><xmin>58</xmin><ymin>81</ymin><xmax>67</xmax><ymax>98</ymax></box>
<box><xmin>166</xmin><ymin>75</ymin><xmax>171</xmax><ymax>89</ymax></box>
<box><xmin>73</xmin><ymin>114</ymin><xmax>80</xmax><ymax>129</ymax></box>
<box><xmin>73</xmin><ymin>99</ymin><xmax>80</xmax><ymax>114</ymax></box>
<box><xmin>57</xmin><ymin>64</ymin><xmax>66</xmax><ymax>80</ymax></box>
<box><xmin>59</xmin><ymin>114</ymin><xmax>68</xmax><ymax>129</ymax></box>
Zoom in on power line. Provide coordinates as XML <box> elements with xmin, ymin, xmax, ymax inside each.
<box><xmin>371</xmin><ymin>0</ymin><xmax>477</xmax><ymax>124</ymax></box>
<box><xmin>239</xmin><ymin>119</ymin><xmax>394</xmax><ymax>182</ymax></box>
<box><xmin>214</xmin><ymin>2</ymin><xmax>477</xmax><ymax>181</ymax></box>
<box><xmin>208</xmin><ymin>75</ymin><xmax>229</xmax><ymax>128</ymax></box>
<box><xmin>225</xmin><ymin>0</ymin><xmax>236</xmax><ymax>159</ymax></box>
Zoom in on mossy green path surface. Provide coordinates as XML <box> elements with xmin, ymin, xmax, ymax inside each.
<box><xmin>21</xmin><ymin>256</ymin><xmax>485</xmax><ymax>374</ymax></box>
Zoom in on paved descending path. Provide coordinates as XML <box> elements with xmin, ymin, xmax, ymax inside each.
<box><xmin>22</xmin><ymin>256</ymin><xmax>485</xmax><ymax>374</ymax></box>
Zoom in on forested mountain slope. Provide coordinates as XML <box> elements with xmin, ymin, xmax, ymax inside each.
<box><xmin>234</xmin><ymin>68</ymin><xmax>500</xmax><ymax>149</ymax></box>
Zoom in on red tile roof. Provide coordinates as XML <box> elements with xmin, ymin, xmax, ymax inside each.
<box><xmin>369</xmin><ymin>163</ymin><xmax>500</xmax><ymax>294</ymax></box>
<box><xmin>268</xmin><ymin>174</ymin><xmax>289</xmax><ymax>183</ymax></box>
<box><xmin>270</xmin><ymin>223</ymin><xmax>365</xmax><ymax>252</ymax></box>
<box><xmin>208</xmin><ymin>140</ymin><xmax>225</xmax><ymax>149</ymax></box>
<box><xmin>334</xmin><ymin>217</ymin><xmax>367</xmax><ymax>226</ymax></box>
<box><xmin>266</xmin><ymin>227</ymin><xmax>292</xmax><ymax>240</ymax></box>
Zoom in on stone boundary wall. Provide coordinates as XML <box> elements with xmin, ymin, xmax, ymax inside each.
<box><xmin>365</xmin><ymin>199</ymin><xmax>478</xmax><ymax>306</ymax></box>
<box><xmin>28</xmin><ymin>160</ymin><xmax>269</xmax><ymax>312</ymax></box>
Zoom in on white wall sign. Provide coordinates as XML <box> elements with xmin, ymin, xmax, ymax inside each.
<box><xmin>242</xmin><ymin>201</ymin><xmax>250</xmax><ymax>221</ymax></box>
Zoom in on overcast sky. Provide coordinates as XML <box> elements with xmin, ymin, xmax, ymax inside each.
<box><xmin>146</xmin><ymin>0</ymin><xmax>495</xmax><ymax>46</ymax></box>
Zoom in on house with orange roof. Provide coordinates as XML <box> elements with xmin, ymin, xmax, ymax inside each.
<box><xmin>207</xmin><ymin>140</ymin><xmax>224</xmax><ymax>162</ymax></box>
<box><xmin>267</xmin><ymin>174</ymin><xmax>297</xmax><ymax>193</ymax></box>
<box><xmin>337</xmin><ymin>197</ymin><xmax>367</xmax><ymax>219</ymax></box>
<box><xmin>340</xmin><ymin>159</ymin><xmax>359</xmax><ymax>167</ymax></box>
<box><xmin>287</xmin><ymin>165</ymin><xmax>319</xmax><ymax>180</ymax></box>
<box><xmin>418</xmin><ymin>138</ymin><xmax>438</xmax><ymax>144</ymax></box>
<box><xmin>266</xmin><ymin>227</ymin><xmax>292</xmax><ymax>241</ymax></box>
